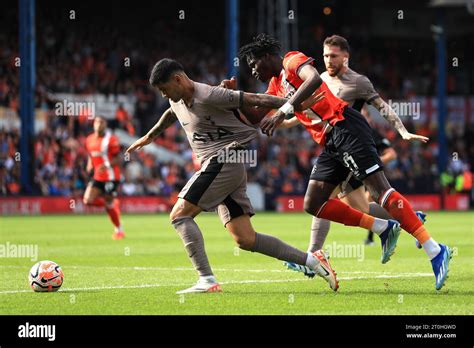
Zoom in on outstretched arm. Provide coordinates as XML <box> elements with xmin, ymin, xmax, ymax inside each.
<box><xmin>125</xmin><ymin>108</ymin><xmax>177</xmax><ymax>153</ymax></box>
<box><xmin>287</xmin><ymin>64</ymin><xmax>323</xmax><ymax>108</ymax></box>
<box><xmin>260</xmin><ymin>64</ymin><xmax>323</xmax><ymax>136</ymax></box>
<box><xmin>371</xmin><ymin>97</ymin><xmax>428</xmax><ymax>143</ymax></box>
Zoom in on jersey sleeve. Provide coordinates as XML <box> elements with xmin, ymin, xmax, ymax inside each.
<box><xmin>355</xmin><ymin>75</ymin><xmax>379</xmax><ymax>103</ymax></box>
<box><xmin>108</xmin><ymin>135</ymin><xmax>121</xmax><ymax>156</ymax></box>
<box><xmin>283</xmin><ymin>51</ymin><xmax>315</xmax><ymax>79</ymax></box>
<box><xmin>202</xmin><ymin>85</ymin><xmax>243</xmax><ymax>109</ymax></box>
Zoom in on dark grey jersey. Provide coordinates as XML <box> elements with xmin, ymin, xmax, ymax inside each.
<box><xmin>320</xmin><ymin>68</ymin><xmax>379</xmax><ymax>112</ymax></box>
<box><xmin>169</xmin><ymin>82</ymin><xmax>258</xmax><ymax>163</ymax></box>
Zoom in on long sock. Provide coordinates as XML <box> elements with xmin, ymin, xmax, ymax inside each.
<box><xmin>171</xmin><ymin>216</ymin><xmax>213</xmax><ymax>277</ymax></box>
<box><xmin>106</xmin><ymin>199</ymin><xmax>121</xmax><ymax>229</ymax></box>
<box><xmin>422</xmin><ymin>238</ymin><xmax>442</xmax><ymax>260</ymax></box>
<box><xmin>317</xmin><ymin>199</ymin><xmax>388</xmax><ymax>235</ymax></box>
<box><xmin>381</xmin><ymin>189</ymin><xmax>441</xmax><ymax>258</ymax></box>
<box><xmin>251</xmin><ymin>232</ymin><xmax>315</xmax><ymax>267</ymax></box>
<box><xmin>369</xmin><ymin>202</ymin><xmax>393</xmax><ymax>220</ymax></box>
<box><xmin>381</xmin><ymin>189</ymin><xmax>428</xmax><ymax>240</ymax></box>
<box><xmin>308</xmin><ymin>217</ymin><xmax>331</xmax><ymax>252</ymax></box>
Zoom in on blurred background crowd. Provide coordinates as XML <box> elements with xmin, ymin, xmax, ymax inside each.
<box><xmin>1</xmin><ymin>0</ymin><xmax>472</xmax><ymax>207</ymax></box>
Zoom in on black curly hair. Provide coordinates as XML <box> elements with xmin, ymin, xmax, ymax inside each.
<box><xmin>238</xmin><ymin>33</ymin><xmax>281</xmax><ymax>61</ymax></box>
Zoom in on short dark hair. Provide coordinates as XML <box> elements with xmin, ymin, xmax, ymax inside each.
<box><xmin>238</xmin><ymin>33</ymin><xmax>281</xmax><ymax>61</ymax></box>
<box><xmin>149</xmin><ymin>58</ymin><xmax>184</xmax><ymax>86</ymax></box>
<box><xmin>323</xmin><ymin>35</ymin><xmax>350</xmax><ymax>52</ymax></box>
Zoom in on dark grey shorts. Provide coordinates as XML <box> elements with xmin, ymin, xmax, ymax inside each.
<box><xmin>178</xmin><ymin>156</ymin><xmax>254</xmax><ymax>226</ymax></box>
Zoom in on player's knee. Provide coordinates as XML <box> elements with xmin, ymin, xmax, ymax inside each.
<box><xmin>304</xmin><ymin>196</ymin><xmax>321</xmax><ymax>216</ymax></box>
<box><xmin>169</xmin><ymin>210</ymin><xmax>180</xmax><ymax>222</ymax></box>
<box><xmin>235</xmin><ymin>234</ymin><xmax>255</xmax><ymax>250</ymax></box>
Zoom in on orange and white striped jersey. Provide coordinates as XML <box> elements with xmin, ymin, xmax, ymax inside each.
<box><xmin>86</xmin><ymin>132</ymin><xmax>121</xmax><ymax>182</ymax></box>
<box><xmin>266</xmin><ymin>51</ymin><xmax>348</xmax><ymax>145</ymax></box>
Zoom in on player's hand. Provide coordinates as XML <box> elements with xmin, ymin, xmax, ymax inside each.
<box><xmin>125</xmin><ymin>135</ymin><xmax>153</xmax><ymax>154</ymax></box>
<box><xmin>219</xmin><ymin>76</ymin><xmax>238</xmax><ymax>90</ymax></box>
<box><xmin>260</xmin><ymin>110</ymin><xmax>286</xmax><ymax>137</ymax></box>
<box><xmin>296</xmin><ymin>91</ymin><xmax>326</xmax><ymax>111</ymax></box>
<box><xmin>401</xmin><ymin>132</ymin><xmax>429</xmax><ymax>143</ymax></box>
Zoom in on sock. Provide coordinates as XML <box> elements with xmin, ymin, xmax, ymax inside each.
<box><xmin>251</xmin><ymin>232</ymin><xmax>308</xmax><ymax>266</ymax></box>
<box><xmin>305</xmin><ymin>252</ymin><xmax>319</xmax><ymax>269</ymax></box>
<box><xmin>381</xmin><ymin>189</ymin><xmax>431</xmax><ymax>242</ymax></box>
<box><xmin>369</xmin><ymin>202</ymin><xmax>393</xmax><ymax>220</ymax></box>
<box><xmin>422</xmin><ymin>238</ymin><xmax>442</xmax><ymax>260</ymax></box>
<box><xmin>87</xmin><ymin>197</ymin><xmax>105</xmax><ymax>207</ymax></box>
<box><xmin>317</xmin><ymin>199</ymin><xmax>387</xmax><ymax>235</ymax></box>
<box><xmin>308</xmin><ymin>217</ymin><xmax>331</xmax><ymax>252</ymax></box>
<box><xmin>369</xmin><ymin>217</ymin><xmax>389</xmax><ymax>235</ymax></box>
<box><xmin>106</xmin><ymin>199</ymin><xmax>121</xmax><ymax>229</ymax></box>
<box><xmin>200</xmin><ymin>275</ymin><xmax>217</xmax><ymax>283</ymax></box>
<box><xmin>172</xmin><ymin>216</ymin><xmax>213</xmax><ymax>277</ymax></box>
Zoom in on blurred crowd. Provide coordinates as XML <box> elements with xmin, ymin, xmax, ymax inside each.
<box><xmin>1</xmin><ymin>1</ymin><xmax>472</xmax><ymax>204</ymax></box>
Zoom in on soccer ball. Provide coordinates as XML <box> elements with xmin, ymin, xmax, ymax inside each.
<box><xmin>29</xmin><ymin>260</ymin><xmax>64</xmax><ymax>292</ymax></box>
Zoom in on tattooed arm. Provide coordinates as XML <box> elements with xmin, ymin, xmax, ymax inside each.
<box><xmin>125</xmin><ymin>108</ymin><xmax>177</xmax><ymax>153</ymax></box>
<box><xmin>371</xmin><ymin>97</ymin><xmax>429</xmax><ymax>143</ymax></box>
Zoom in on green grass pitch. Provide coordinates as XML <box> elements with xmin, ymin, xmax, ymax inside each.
<box><xmin>1</xmin><ymin>211</ymin><xmax>472</xmax><ymax>315</ymax></box>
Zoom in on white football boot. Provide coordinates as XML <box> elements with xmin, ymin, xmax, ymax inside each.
<box><xmin>176</xmin><ymin>276</ymin><xmax>222</xmax><ymax>294</ymax></box>
<box><xmin>312</xmin><ymin>250</ymin><xmax>339</xmax><ymax>292</ymax></box>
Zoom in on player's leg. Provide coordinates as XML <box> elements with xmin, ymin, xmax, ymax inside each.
<box><xmin>217</xmin><ymin>171</ymin><xmax>338</xmax><ymax>290</ymax></box>
<box><xmin>171</xmin><ymin>156</ymin><xmax>243</xmax><ymax>294</ymax></box>
<box><xmin>340</xmin><ymin>101</ymin><xmax>450</xmax><ymax>288</ymax></box>
<box><xmin>363</xmin><ymin>171</ymin><xmax>451</xmax><ymax>289</ymax></box>
<box><xmin>305</xmin><ymin>139</ymin><xmax>401</xmax><ymax>264</ymax></box>
<box><xmin>340</xmin><ymin>184</ymin><xmax>375</xmax><ymax>245</ymax></box>
<box><xmin>102</xmin><ymin>183</ymin><xmax>124</xmax><ymax>240</ymax></box>
<box><xmin>83</xmin><ymin>181</ymin><xmax>106</xmax><ymax>207</ymax></box>
<box><xmin>83</xmin><ymin>180</ymin><xmax>125</xmax><ymax>239</ymax></box>
<box><xmin>224</xmin><ymin>213</ymin><xmax>338</xmax><ymax>291</ymax></box>
<box><xmin>306</xmin><ymin>182</ymin><xmax>341</xmax><ymax>253</ymax></box>
<box><xmin>169</xmin><ymin>197</ymin><xmax>221</xmax><ymax>293</ymax></box>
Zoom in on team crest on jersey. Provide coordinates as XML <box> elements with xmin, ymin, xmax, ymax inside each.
<box><xmin>281</xmin><ymin>71</ymin><xmax>296</xmax><ymax>98</ymax></box>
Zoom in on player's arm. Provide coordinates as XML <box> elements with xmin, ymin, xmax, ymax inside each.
<box><xmin>379</xmin><ymin>147</ymin><xmax>397</xmax><ymax>165</ymax></box>
<box><xmin>239</xmin><ymin>90</ymin><xmax>324</xmax><ymax>126</ymax></box>
<box><xmin>219</xmin><ymin>77</ymin><xmax>324</xmax><ymax>125</ymax></box>
<box><xmin>260</xmin><ymin>64</ymin><xmax>323</xmax><ymax>136</ymax></box>
<box><xmin>125</xmin><ymin>108</ymin><xmax>177</xmax><ymax>153</ymax></box>
<box><xmin>370</xmin><ymin>97</ymin><xmax>428</xmax><ymax>143</ymax></box>
<box><xmin>289</xmin><ymin>64</ymin><xmax>323</xmax><ymax>109</ymax></box>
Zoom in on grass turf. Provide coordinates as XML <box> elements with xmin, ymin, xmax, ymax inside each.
<box><xmin>0</xmin><ymin>211</ymin><xmax>472</xmax><ymax>315</ymax></box>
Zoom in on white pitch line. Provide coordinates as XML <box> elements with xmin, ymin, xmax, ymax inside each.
<box><xmin>0</xmin><ymin>273</ymin><xmax>433</xmax><ymax>294</ymax></box>
<box><xmin>0</xmin><ymin>265</ymin><xmax>425</xmax><ymax>275</ymax></box>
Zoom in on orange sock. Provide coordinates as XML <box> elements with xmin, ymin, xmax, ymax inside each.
<box><xmin>317</xmin><ymin>199</ymin><xmax>375</xmax><ymax>229</ymax></box>
<box><xmin>106</xmin><ymin>199</ymin><xmax>121</xmax><ymax>229</ymax></box>
<box><xmin>381</xmin><ymin>189</ymin><xmax>430</xmax><ymax>243</ymax></box>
